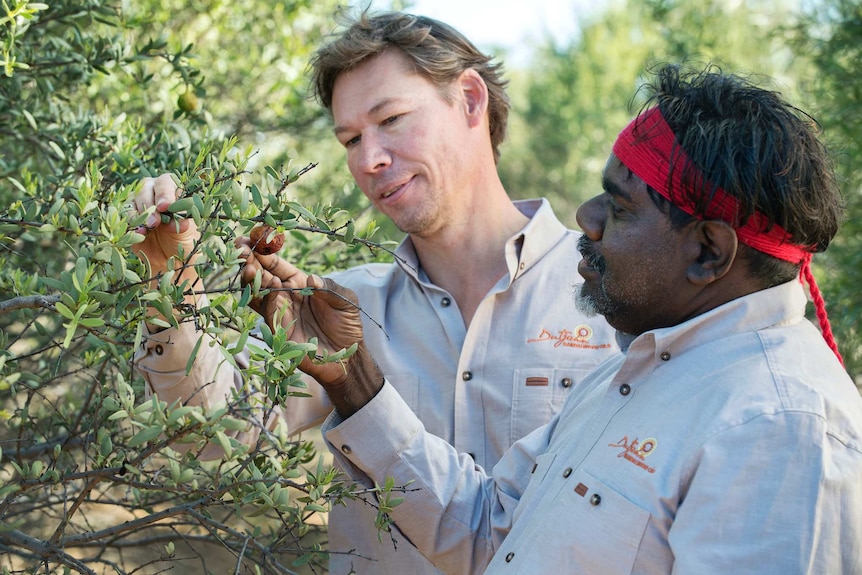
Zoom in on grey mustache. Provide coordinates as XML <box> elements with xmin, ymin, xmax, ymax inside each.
<box><xmin>577</xmin><ymin>235</ymin><xmax>605</xmax><ymax>274</ymax></box>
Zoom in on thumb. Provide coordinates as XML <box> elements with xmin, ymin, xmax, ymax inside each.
<box><xmin>311</xmin><ymin>275</ymin><xmax>360</xmax><ymax>311</ymax></box>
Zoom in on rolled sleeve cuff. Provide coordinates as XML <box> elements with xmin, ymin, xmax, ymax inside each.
<box><xmin>132</xmin><ymin>320</ymin><xmax>226</xmax><ymax>409</ymax></box>
<box><xmin>323</xmin><ymin>381</ymin><xmax>423</xmax><ymax>483</ymax></box>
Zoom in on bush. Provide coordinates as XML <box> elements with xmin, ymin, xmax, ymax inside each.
<box><xmin>0</xmin><ymin>2</ymin><xmax>396</xmax><ymax>572</ymax></box>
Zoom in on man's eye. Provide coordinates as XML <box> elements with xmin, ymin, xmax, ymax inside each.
<box><xmin>344</xmin><ymin>135</ymin><xmax>360</xmax><ymax>147</ymax></box>
<box><xmin>382</xmin><ymin>114</ymin><xmax>401</xmax><ymax>125</ymax></box>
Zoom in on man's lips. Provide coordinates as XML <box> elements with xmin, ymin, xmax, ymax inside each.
<box><xmin>378</xmin><ymin>176</ymin><xmax>413</xmax><ymax>202</ymax></box>
<box><xmin>578</xmin><ymin>257</ymin><xmax>599</xmax><ymax>278</ymax></box>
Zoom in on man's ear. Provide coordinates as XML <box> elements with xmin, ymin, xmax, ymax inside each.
<box><xmin>459</xmin><ymin>68</ymin><xmax>488</xmax><ymax>128</ymax></box>
<box><xmin>686</xmin><ymin>220</ymin><xmax>738</xmax><ymax>285</ymax></box>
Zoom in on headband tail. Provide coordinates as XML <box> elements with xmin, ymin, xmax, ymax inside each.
<box><xmin>802</xmin><ymin>258</ymin><xmax>844</xmax><ymax>366</ymax></box>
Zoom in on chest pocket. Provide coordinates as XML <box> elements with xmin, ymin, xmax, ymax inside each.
<box><xmin>510</xmin><ymin>367</ymin><xmax>591</xmax><ymax>444</ymax></box>
<box><xmin>499</xmin><ymin>470</ymin><xmax>650</xmax><ymax>574</ymax></box>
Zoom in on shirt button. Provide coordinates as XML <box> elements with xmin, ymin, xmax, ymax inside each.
<box><xmin>562</xmin><ymin>467</ymin><xmax>572</xmax><ymax>478</ymax></box>
<box><xmin>519</xmin><ymin>262</ymin><xmax>525</xmax><ymax>270</ymax></box>
<box><xmin>619</xmin><ymin>383</ymin><xmax>631</xmax><ymax>396</ymax></box>
<box><xmin>505</xmin><ymin>552</ymin><xmax>515</xmax><ymax>562</ymax></box>
<box><xmin>462</xmin><ymin>371</ymin><xmax>473</xmax><ymax>381</ymax></box>
<box><xmin>441</xmin><ymin>297</ymin><xmax>451</xmax><ymax>307</ymax></box>
<box><xmin>561</xmin><ymin>377</ymin><xmax>573</xmax><ymax>388</ymax></box>
<box><xmin>660</xmin><ymin>351</ymin><xmax>671</xmax><ymax>361</ymax></box>
<box><xmin>154</xmin><ymin>344</ymin><xmax>164</xmax><ymax>356</ymax></box>
<box><xmin>341</xmin><ymin>445</ymin><xmax>352</xmax><ymax>455</ymax></box>
<box><xmin>590</xmin><ymin>493</ymin><xmax>602</xmax><ymax>506</ymax></box>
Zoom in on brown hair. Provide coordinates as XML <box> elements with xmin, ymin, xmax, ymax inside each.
<box><xmin>310</xmin><ymin>10</ymin><xmax>510</xmax><ymax>161</ymax></box>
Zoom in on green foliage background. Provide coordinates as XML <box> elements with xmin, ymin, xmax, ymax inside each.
<box><xmin>0</xmin><ymin>0</ymin><xmax>859</xmax><ymax>573</ymax></box>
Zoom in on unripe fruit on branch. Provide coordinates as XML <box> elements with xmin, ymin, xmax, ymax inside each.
<box><xmin>249</xmin><ymin>225</ymin><xmax>284</xmax><ymax>255</ymax></box>
<box><xmin>177</xmin><ymin>91</ymin><xmax>199</xmax><ymax>113</ymax></box>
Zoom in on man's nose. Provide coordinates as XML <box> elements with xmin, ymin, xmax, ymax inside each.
<box><xmin>575</xmin><ymin>195</ymin><xmax>605</xmax><ymax>240</ymax></box>
<box><xmin>356</xmin><ymin>133</ymin><xmax>391</xmax><ymax>174</ymax></box>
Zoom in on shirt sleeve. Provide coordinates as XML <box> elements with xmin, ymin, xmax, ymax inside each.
<box><xmin>669</xmin><ymin>410</ymin><xmax>862</xmax><ymax>574</ymax></box>
<box><xmin>131</xmin><ymin>318</ymin><xmax>334</xmax><ymax>456</ymax></box>
<box><xmin>322</xmin><ymin>381</ymin><xmax>552</xmax><ymax>573</ymax></box>
<box><xmin>133</xmin><ymin>319</ymin><xmax>235</xmax><ymax>411</ymax></box>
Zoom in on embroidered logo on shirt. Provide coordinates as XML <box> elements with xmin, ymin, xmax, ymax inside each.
<box><xmin>526</xmin><ymin>324</ymin><xmax>613</xmax><ymax>350</ymax></box>
<box><xmin>608</xmin><ymin>435</ymin><xmax>658</xmax><ymax>474</ymax></box>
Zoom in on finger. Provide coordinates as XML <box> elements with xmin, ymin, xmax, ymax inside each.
<box><xmin>158</xmin><ymin>212</ymin><xmax>196</xmax><ymax>235</ymax></box>
<box><xmin>152</xmin><ymin>173</ymin><xmax>181</xmax><ymax>211</ymax></box>
<box><xmin>266</xmin><ymin>255</ymin><xmax>307</xmax><ymax>287</ymax></box>
<box><xmin>134</xmin><ymin>177</ymin><xmax>155</xmax><ymax>213</ymax></box>
<box><xmin>238</xmin><ymin>250</ymin><xmax>288</xmax><ymax>291</ymax></box>
<box><xmin>307</xmin><ymin>273</ymin><xmax>326</xmax><ymax>290</ymax></box>
<box><xmin>238</xmin><ymin>238</ymin><xmax>309</xmax><ymax>288</ymax></box>
<box><xmin>132</xmin><ymin>178</ymin><xmax>163</xmax><ymax>230</ymax></box>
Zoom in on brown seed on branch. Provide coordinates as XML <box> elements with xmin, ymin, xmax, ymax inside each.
<box><xmin>249</xmin><ymin>225</ymin><xmax>285</xmax><ymax>255</ymax></box>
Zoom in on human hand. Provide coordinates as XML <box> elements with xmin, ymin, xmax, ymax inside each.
<box><xmin>236</xmin><ymin>235</ymin><xmax>365</xmax><ymax>388</ymax></box>
<box><xmin>129</xmin><ymin>174</ymin><xmax>201</xmax><ymax>289</ymax></box>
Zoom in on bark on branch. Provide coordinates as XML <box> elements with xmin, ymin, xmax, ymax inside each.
<box><xmin>0</xmin><ymin>293</ymin><xmax>60</xmax><ymax>314</ymax></box>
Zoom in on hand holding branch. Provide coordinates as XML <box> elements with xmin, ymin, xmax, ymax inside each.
<box><xmin>237</xmin><ymin>235</ymin><xmax>384</xmax><ymax>416</ymax></box>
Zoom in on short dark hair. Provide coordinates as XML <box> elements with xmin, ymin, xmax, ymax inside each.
<box><xmin>642</xmin><ymin>64</ymin><xmax>844</xmax><ymax>285</ymax></box>
<box><xmin>309</xmin><ymin>10</ymin><xmax>510</xmax><ymax>162</ymax></box>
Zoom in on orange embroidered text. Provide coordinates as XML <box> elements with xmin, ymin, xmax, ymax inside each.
<box><xmin>526</xmin><ymin>325</ymin><xmax>612</xmax><ymax>350</ymax></box>
<box><xmin>608</xmin><ymin>435</ymin><xmax>658</xmax><ymax>474</ymax></box>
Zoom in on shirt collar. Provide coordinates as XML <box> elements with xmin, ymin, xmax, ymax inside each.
<box><xmin>393</xmin><ymin>198</ymin><xmax>569</xmax><ymax>283</ymax></box>
<box><xmin>625</xmin><ymin>280</ymin><xmax>808</xmax><ymax>361</ymax></box>
<box><xmin>504</xmin><ymin>199</ymin><xmax>568</xmax><ymax>282</ymax></box>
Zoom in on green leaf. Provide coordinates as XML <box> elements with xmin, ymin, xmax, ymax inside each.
<box><xmin>127</xmin><ymin>425</ymin><xmax>163</xmax><ymax>448</ymax></box>
<box><xmin>108</xmin><ymin>410</ymin><xmax>129</xmax><ymax>421</ymax></box>
<box><xmin>215</xmin><ymin>431</ymin><xmax>232</xmax><ymax>457</ymax></box>
<box><xmin>167</xmin><ymin>197</ymin><xmax>194</xmax><ymax>215</ymax></box>
<box><xmin>185</xmin><ymin>335</ymin><xmax>204</xmax><ymax>376</ymax></box>
<box><xmin>54</xmin><ymin>301</ymin><xmax>76</xmax><ymax>320</ymax></box>
<box><xmin>287</xmin><ymin>201</ymin><xmax>317</xmax><ymax>223</ymax></box>
<box><xmin>264</xmin><ymin>165</ymin><xmax>280</xmax><ymax>181</ymax></box>
<box><xmin>47</xmin><ymin>140</ymin><xmax>66</xmax><ymax>160</ymax></box>
<box><xmin>22</xmin><ymin>109</ymin><xmax>38</xmax><ymax>130</ymax></box>
<box><xmin>344</xmin><ymin>220</ymin><xmax>355</xmax><ymax>244</ymax></box>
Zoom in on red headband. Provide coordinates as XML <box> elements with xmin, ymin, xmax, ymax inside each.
<box><xmin>612</xmin><ymin>107</ymin><xmax>843</xmax><ymax>365</ymax></box>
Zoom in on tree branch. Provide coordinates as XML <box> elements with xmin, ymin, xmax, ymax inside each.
<box><xmin>0</xmin><ymin>293</ymin><xmax>60</xmax><ymax>314</ymax></box>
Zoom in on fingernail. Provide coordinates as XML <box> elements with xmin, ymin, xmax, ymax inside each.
<box><xmin>146</xmin><ymin>213</ymin><xmax>158</xmax><ymax>228</ymax></box>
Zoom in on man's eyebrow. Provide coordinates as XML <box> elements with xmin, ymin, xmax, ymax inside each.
<box><xmin>333</xmin><ymin>98</ymin><xmax>400</xmax><ymax>136</ymax></box>
<box><xmin>602</xmin><ymin>175</ymin><xmax>633</xmax><ymax>202</ymax></box>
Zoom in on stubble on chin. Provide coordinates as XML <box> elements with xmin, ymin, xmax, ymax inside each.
<box><xmin>573</xmin><ymin>283</ymin><xmax>600</xmax><ymax>317</ymax></box>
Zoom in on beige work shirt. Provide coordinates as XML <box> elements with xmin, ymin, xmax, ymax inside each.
<box><xmin>324</xmin><ymin>280</ymin><xmax>862</xmax><ymax>575</ymax></box>
<box><xmin>133</xmin><ymin>198</ymin><xmax>618</xmax><ymax>574</ymax></box>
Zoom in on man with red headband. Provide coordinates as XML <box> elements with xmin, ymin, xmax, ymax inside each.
<box><xmin>240</xmin><ymin>64</ymin><xmax>862</xmax><ymax>573</ymax></box>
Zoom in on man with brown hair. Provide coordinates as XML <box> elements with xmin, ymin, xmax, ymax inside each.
<box><xmin>131</xmin><ymin>11</ymin><xmax>616</xmax><ymax>574</ymax></box>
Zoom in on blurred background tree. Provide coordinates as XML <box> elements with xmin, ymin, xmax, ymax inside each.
<box><xmin>786</xmin><ymin>0</ymin><xmax>862</xmax><ymax>377</ymax></box>
<box><xmin>0</xmin><ymin>0</ymin><xmax>859</xmax><ymax>572</ymax></box>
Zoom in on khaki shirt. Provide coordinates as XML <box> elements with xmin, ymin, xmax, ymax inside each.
<box><xmin>133</xmin><ymin>199</ymin><xmax>619</xmax><ymax>574</ymax></box>
<box><xmin>325</xmin><ymin>280</ymin><xmax>862</xmax><ymax>574</ymax></box>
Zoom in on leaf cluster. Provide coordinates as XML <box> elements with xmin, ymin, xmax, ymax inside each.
<box><xmin>0</xmin><ymin>1</ymin><xmax>403</xmax><ymax>573</ymax></box>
